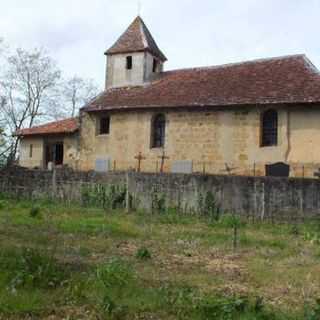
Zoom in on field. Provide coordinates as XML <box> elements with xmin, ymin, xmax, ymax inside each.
<box><xmin>0</xmin><ymin>195</ymin><xmax>320</xmax><ymax>319</ymax></box>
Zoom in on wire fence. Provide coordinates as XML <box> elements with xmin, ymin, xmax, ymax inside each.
<box><xmin>91</xmin><ymin>159</ymin><xmax>320</xmax><ymax>178</ymax></box>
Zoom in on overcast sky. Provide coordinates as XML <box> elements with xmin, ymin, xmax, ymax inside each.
<box><xmin>1</xmin><ymin>0</ymin><xmax>320</xmax><ymax>88</ymax></box>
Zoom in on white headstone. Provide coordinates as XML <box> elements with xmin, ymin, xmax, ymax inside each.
<box><xmin>47</xmin><ymin>162</ymin><xmax>53</xmax><ymax>171</ymax></box>
<box><xmin>171</xmin><ymin>160</ymin><xmax>193</xmax><ymax>174</ymax></box>
<box><xmin>95</xmin><ymin>157</ymin><xmax>111</xmax><ymax>172</ymax></box>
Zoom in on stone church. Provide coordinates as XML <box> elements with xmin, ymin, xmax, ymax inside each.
<box><xmin>17</xmin><ymin>16</ymin><xmax>320</xmax><ymax>177</ymax></box>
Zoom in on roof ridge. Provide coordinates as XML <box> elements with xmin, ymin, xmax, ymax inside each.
<box><xmin>38</xmin><ymin>117</ymin><xmax>78</xmax><ymax>126</ymax></box>
<box><xmin>162</xmin><ymin>54</ymin><xmax>308</xmax><ymax>75</ymax></box>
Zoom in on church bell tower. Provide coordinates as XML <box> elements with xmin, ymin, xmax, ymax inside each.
<box><xmin>104</xmin><ymin>16</ymin><xmax>167</xmax><ymax>89</ymax></box>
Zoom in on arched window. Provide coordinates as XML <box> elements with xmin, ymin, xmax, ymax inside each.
<box><xmin>261</xmin><ymin>109</ymin><xmax>278</xmax><ymax>147</ymax></box>
<box><xmin>151</xmin><ymin>114</ymin><xmax>166</xmax><ymax>148</ymax></box>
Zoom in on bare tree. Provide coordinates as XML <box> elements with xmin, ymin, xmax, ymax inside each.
<box><xmin>50</xmin><ymin>76</ymin><xmax>100</xmax><ymax>120</ymax></box>
<box><xmin>0</xmin><ymin>97</ymin><xmax>10</xmax><ymax>166</ymax></box>
<box><xmin>0</xmin><ymin>48</ymin><xmax>61</xmax><ymax>163</ymax></box>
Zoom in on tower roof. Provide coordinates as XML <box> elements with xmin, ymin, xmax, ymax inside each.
<box><xmin>105</xmin><ymin>16</ymin><xmax>167</xmax><ymax>61</ymax></box>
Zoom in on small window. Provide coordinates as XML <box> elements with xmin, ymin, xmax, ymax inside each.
<box><xmin>126</xmin><ymin>56</ymin><xmax>133</xmax><ymax>70</ymax></box>
<box><xmin>152</xmin><ymin>59</ymin><xmax>158</xmax><ymax>72</ymax></box>
<box><xmin>261</xmin><ymin>109</ymin><xmax>278</xmax><ymax>147</ymax></box>
<box><xmin>99</xmin><ymin>117</ymin><xmax>110</xmax><ymax>135</ymax></box>
<box><xmin>151</xmin><ymin>114</ymin><xmax>166</xmax><ymax>148</ymax></box>
<box><xmin>29</xmin><ymin>144</ymin><xmax>33</xmax><ymax>158</ymax></box>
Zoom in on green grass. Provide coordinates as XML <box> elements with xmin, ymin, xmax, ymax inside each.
<box><xmin>0</xmin><ymin>195</ymin><xmax>320</xmax><ymax>319</ymax></box>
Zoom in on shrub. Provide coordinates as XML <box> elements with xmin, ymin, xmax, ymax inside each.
<box><xmin>136</xmin><ymin>247</ymin><xmax>152</xmax><ymax>260</ymax></box>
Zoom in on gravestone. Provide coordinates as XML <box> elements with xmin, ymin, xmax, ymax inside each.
<box><xmin>171</xmin><ymin>160</ymin><xmax>193</xmax><ymax>174</ymax></box>
<box><xmin>265</xmin><ymin>162</ymin><xmax>290</xmax><ymax>177</ymax></box>
<box><xmin>95</xmin><ymin>157</ymin><xmax>111</xmax><ymax>172</ymax></box>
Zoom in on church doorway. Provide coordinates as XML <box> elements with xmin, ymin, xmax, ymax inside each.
<box><xmin>45</xmin><ymin>142</ymin><xmax>64</xmax><ymax>168</ymax></box>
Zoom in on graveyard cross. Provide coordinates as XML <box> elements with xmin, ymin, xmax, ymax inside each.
<box><xmin>158</xmin><ymin>150</ymin><xmax>169</xmax><ymax>173</ymax></box>
<box><xmin>134</xmin><ymin>152</ymin><xmax>146</xmax><ymax>172</ymax></box>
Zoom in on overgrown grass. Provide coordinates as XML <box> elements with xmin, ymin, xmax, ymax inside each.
<box><xmin>0</xmin><ymin>194</ymin><xmax>320</xmax><ymax>319</ymax></box>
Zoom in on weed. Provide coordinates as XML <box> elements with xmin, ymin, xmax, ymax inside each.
<box><xmin>66</xmin><ymin>276</ymin><xmax>89</xmax><ymax>304</ymax></box>
<box><xmin>254</xmin><ymin>296</ymin><xmax>265</xmax><ymax>313</ymax></box>
<box><xmin>7</xmin><ymin>248</ymin><xmax>69</xmax><ymax>290</ymax></box>
<box><xmin>136</xmin><ymin>247</ymin><xmax>152</xmax><ymax>260</ymax></box>
<box><xmin>304</xmin><ymin>299</ymin><xmax>320</xmax><ymax>320</ymax></box>
<box><xmin>101</xmin><ymin>293</ymin><xmax>116</xmax><ymax>314</ymax></box>
<box><xmin>197</xmin><ymin>295</ymin><xmax>248</xmax><ymax>319</ymax></box>
<box><xmin>160</xmin><ymin>284</ymin><xmax>196</xmax><ymax>318</ymax></box>
<box><xmin>220</xmin><ymin>214</ymin><xmax>244</xmax><ymax>250</ymax></box>
<box><xmin>290</xmin><ymin>224</ymin><xmax>300</xmax><ymax>236</ymax></box>
<box><xmin>304</xmin><ymin>231</ymin><xmax>320</xmax><ymax>245</ymax></box>
<box><xmin>29</xmin><ymin>206</ymin><xmax>41</xmax><ymax>218</ymax></box>
<box><xmin>151</xmin><ymin>189</ymin><xmax>166</xmax><ymax>214</ymax></box>
<box><xmin>0</xmin><ymin>200</ymin><xmax>8</xmax><ymax>210</ymax></box>
<box><xmin>81</xmin><ymin>184</ymin><xmax>126</xmax><ymax>209</ymax></box>
<box><xmin>97</xmin><ymin>258</ymin><xmax>134</xmax><ymax>315</ymax></box>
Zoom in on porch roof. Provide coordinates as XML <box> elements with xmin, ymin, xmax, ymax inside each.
<box><xmin>15</xmin><ymin>118</ymin><xmax>79</xmax><ymax>137</ymax></box>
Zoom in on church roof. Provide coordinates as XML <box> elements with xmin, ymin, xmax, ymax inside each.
<box><xmin>15</xmin><ymin>117</ymin><xmax>79</xmax><ymax>137</ymax></box>
<box><xmin>105</xmin><ymin>16</ymin><xmax>167</xmax><ymax>61</ymax></box>
<box><xmin>83</xmin><ymin>54</ymin><xmax>320</xmax><ymax>112</ymax></box>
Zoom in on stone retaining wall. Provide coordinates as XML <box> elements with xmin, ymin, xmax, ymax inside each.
<box><xmin>1</xmin><ymin>167</ymin><xmax>320</xmax><ymax>221</ymax></box>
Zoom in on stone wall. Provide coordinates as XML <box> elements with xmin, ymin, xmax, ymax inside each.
<box><xmin>105</xmin><ymin>52</ymin><xmax>162</xmax><ymax>89</ymax></box>
<box><xmin>19</xmin><ymin>133</ymin><xmax>79</xmax><ymax>170</ymax></box>
<box><xmin>79</xmin><ymin>107</ymin><xmax>320</xmax><ymax>177</ymax></box>
<box><xmin>19</xmin><ymin>136</ymin><xmax>44</xmax><ymax>168</ymax></box>
<box><xmin>1</xmin><ymin>167</ymin><xmax>320</xmax><ymax>221</ymax></box>
<box><xmin>0</xmin><ymin>167</ymin><xmax>126</xmax><ymax>204</ymax></box>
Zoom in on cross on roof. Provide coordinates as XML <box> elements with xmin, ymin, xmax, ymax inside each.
<box><xmin>137</xmin><ymin>1</ymin><xmax>142</xmax><ymax>15</ymax></box>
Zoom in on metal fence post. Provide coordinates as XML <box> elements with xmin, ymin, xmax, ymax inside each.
<box><xmin>125</xmin><ymin>170</ymin><xmax>130</xmax><ymax>213</ymax></box>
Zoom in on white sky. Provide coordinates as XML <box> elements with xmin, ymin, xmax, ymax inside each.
<box><xmin>1</xmin><ymin>0</ymin><xmax>320</xmax><ymax>88</ymax></box>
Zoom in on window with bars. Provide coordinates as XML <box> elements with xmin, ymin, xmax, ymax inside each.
<box><xmin>151</xmin><ymin>114</ymin><xmax>165</xmax><ymax>148</ymax></box>
<box><xmin>261</xmin><ymin>109</ymin><xmax>278</xmax><ymax>147</ymax></box>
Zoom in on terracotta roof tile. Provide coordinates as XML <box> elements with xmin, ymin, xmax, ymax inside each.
<box><xmin>83</xmin><ymin>55</ymin><xmax>320</xmax><ymax>112</ymax></box>
<box><xmin>15</xmin><ymin>118</ymin><xmax>79</xmax><ymax>137</ymax></box>
<box><xmin>106</xmin><ymin>16</ymin><xmax>167</xmax><ymax>61</ymax></box>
